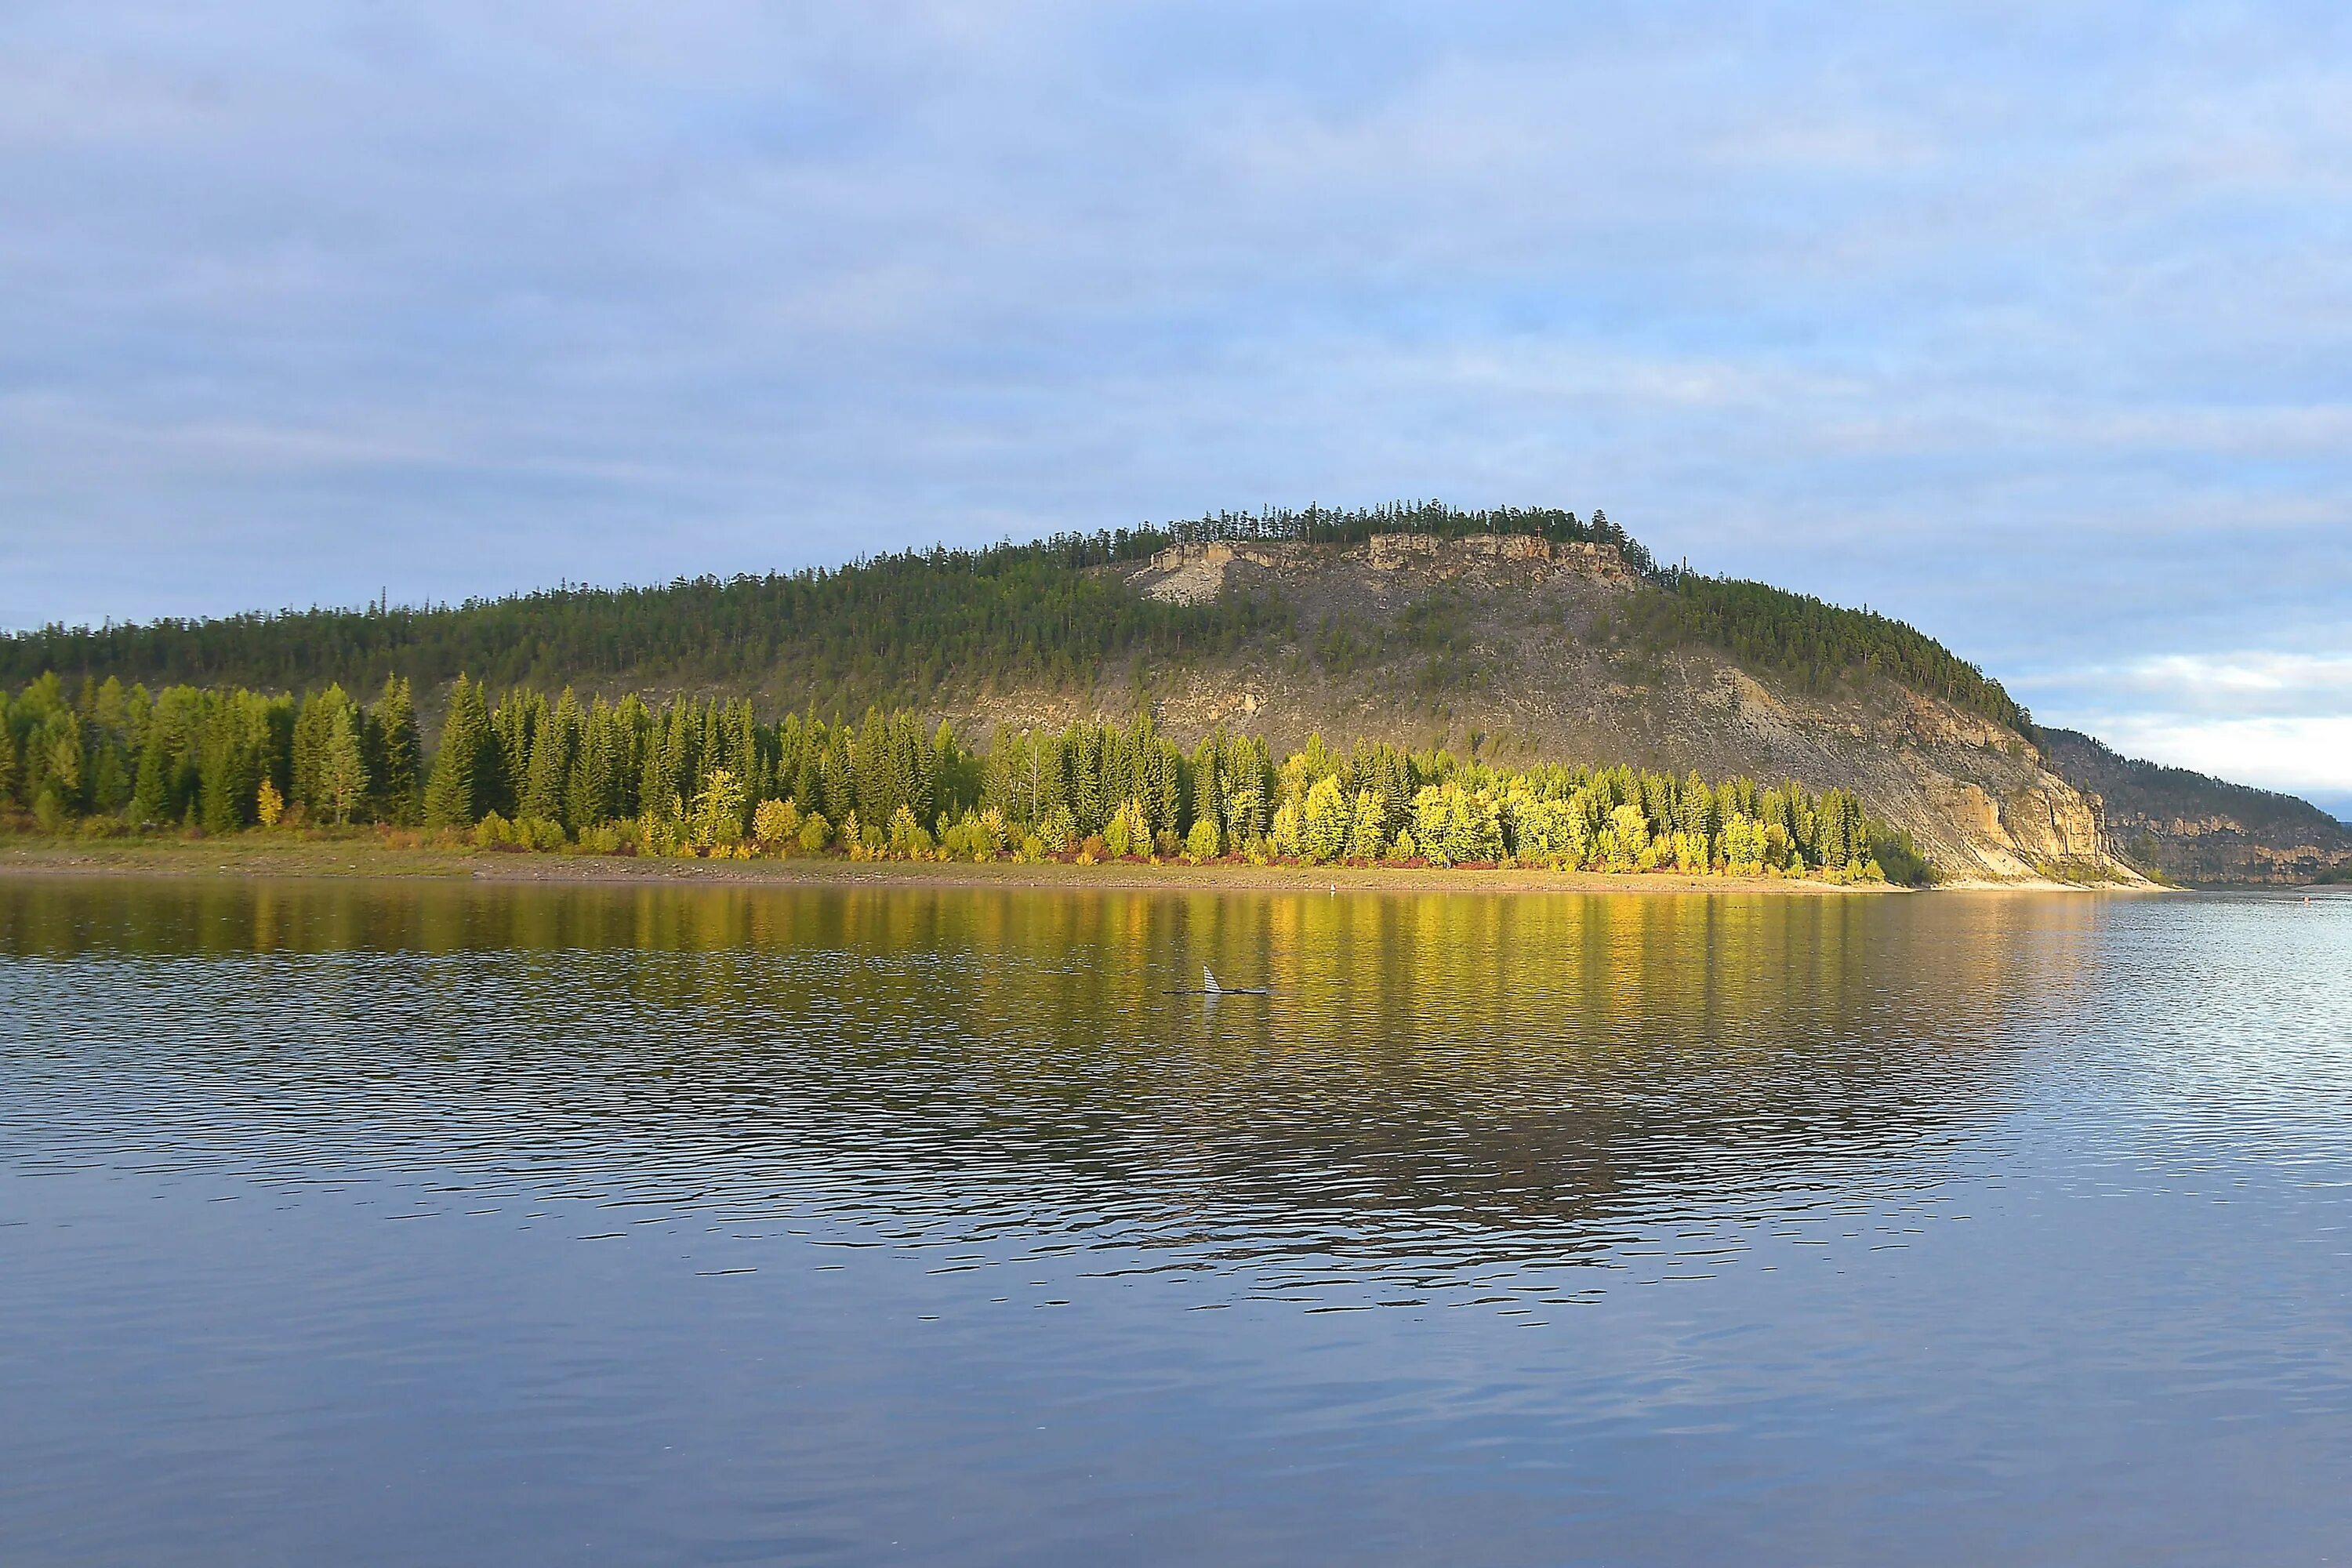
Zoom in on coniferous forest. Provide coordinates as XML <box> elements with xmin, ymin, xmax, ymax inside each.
<box><xmin>0</xmin><ymin>505</ymin><xmax>2025</xmax><ymax>732</ymax></box>
<box><xmin>0</xmin><ymin>667</ymin><xmax>1927</xmax><ymax>884</ymax></box>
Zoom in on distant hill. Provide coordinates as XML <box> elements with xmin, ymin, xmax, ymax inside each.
<box><xmin>2040</xmin><ymin>729</ymin><xmax>2352</xmax><ymax>885</ymax></box>
<box><xmin>0</xmin><ymin>503</ymin><xmax>2212</xmax><ymax>883</ymax></box>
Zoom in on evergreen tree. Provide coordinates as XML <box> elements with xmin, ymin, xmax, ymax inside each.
<box><xmin>566</xmin><ymin>698</ymin><xmax>616</xmax><ymax>833</ymax></box>
<box><xmin>789</xmin><ymin>714</ymin><xmax>823</xmax><ymax>811</ymax></box>
<box><xmin>486</xmin><ymin>688</ymin><xmax>537</xmax><ymax>820</ymax></box>
<box><xmin>372</xmin><ymin>676</ymin><xmax>422</xmax><ymax>826</ymax></box>
<box><xmin>423</xmin><ymin>675</ymin><xmax>494</xmax><ymax>827</ymax></box>
<box><xmin>520</xmin><ymin>689</ymin><xmax>577</xmax><ymax>826</ymax></box>
<box><xmin>1189</xmin><ymin>736</ymin><xmax>1225</xmax><ymax>844</ymax></box>
<box><xmin>291</xmin><ymin>684</ymin><xmax>357</xmax><ymax>821</ymax></box>
<box><xmin>42</xmin><ymin>708</ymin><xmax>87</xmax><ymax>815</ymax></box>
<box><xmin>820</xmin><ymin>723</ymin><xmax>853</xmax><ymax>822</ymax></box>
<box><xmin>197</xmin><ymin>693</ymin><xmax>273</xmax><ymax>835</ymax></box>
<box><xmin>320</xmin><ymin>702</ymin><xmax>368</xmax><ymax>824</ymax></box>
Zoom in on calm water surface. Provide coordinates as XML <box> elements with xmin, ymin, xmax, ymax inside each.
<box><xmin>3</xmin><ymin>878</ymin><xmax>2350</xmax><ymax>1566</ymax></box>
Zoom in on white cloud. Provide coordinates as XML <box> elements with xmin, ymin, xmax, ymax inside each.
<box><xmin>1</xmin><ymin>0</ymin><xmax>2350</xmax><ymax>764</ymax></box>
<box><xmin>2021</xmin><ymin>650</ymin><xmax>2352</xmax><ymax>804</ymax></box>
<box><xmin>2071</xmin><ymin>714</ymin><xmax>2352</xmax><ymax>805</ymax></box>
<box><xmin>2049</xmin><ymin>651</ymin><xmax>2352</xmax><ymax>718</ymax></box>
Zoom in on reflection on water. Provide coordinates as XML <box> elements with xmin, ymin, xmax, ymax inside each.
<box><xmin>4</xmin><ymin>879</ymin><xmax>2350</xmax><ymax>1566</ymax></box>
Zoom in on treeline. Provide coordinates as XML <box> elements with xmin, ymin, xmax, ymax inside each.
<box><xmin>0</xmin><ymin>534</ymin><xmax>1283</xmax><ymax>702</ymax></box>
<box><xmin>0</xmin><ymin>672</ymin><xmax>422</xmax><ymax>837</ymax></box>
<box><xmin>1624</xmin><ymin>574</ymin><xmax>2028</xmax><ymax>731</ymax></box>
<box><xmin>0</xmin><ymin>504</ymin><xmax>1644</xmax><ymax>697</ymax></box>
<box><xmin>1156</xmin><ymin>501</ymin><xmax>1661</xmax><ymax>572</ymax></box>
<box><xmin>0</xmin><ymin>502</ymin><xmax>2026</xmax><ymax>742</ymax></box>
<box><xmin>3</xmin><ymin>673</ymin><xmax>1928</xmax><ymax>883</ymax></box>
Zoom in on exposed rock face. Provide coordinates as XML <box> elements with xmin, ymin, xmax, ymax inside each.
<box><xmin>961</xmin><ymin>535</ymin><xmax>2143</xmax><ymax>883</ymax></box>
<box><xmin>2041</xmin><ymin>728</ymin><xmax>2352</xmax><ymax>884</ymax></box>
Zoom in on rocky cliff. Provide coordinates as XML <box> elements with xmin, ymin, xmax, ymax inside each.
<box><xmin>2041</xmin><ymin>729</ymin><xmax>2352</xmax><ymax>885</ymax></box>
<box><xmin>928</xmin><ymin>535</ymin><xmax>2143</xmax><ymax>884</ymax></box>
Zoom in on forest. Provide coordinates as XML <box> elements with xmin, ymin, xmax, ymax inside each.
<box><xmin>0</xmin><ymin>506</ymin><xmax>2024</xmax><ymax>739</ymax></box>
<box><xmin>1630</xmin><ymin>575</ymin><xmax>2029</xmax><ymax>731</ymax></box>
<box><xmin>0</xmin><ymin>670</ymin><xmax>1929</xmax><ymax>884</ymax></box>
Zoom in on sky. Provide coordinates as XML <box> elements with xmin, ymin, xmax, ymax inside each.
<box><xmin>4</xmin><ymin>3</ymin><xmax>2350</xmax><ymax>817</ymax></box>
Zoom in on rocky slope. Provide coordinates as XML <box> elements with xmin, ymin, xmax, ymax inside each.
<box><xmin>927</xmin><ymin>535</ymin><xmax>2143</xmax><ymax>884</ymax></box>
<box><xmin>2041</xmin><ymin>729</ymin><xmax>2352</xmax><ymax>885</ymax></box>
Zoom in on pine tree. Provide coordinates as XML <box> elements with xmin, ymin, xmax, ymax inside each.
<box><xmin>1189</xmin><ymin>736</ymin><xmax>1224</xmax><ymax>842</ymax></box>
<box><xmin>321</xmin><ymin>702</ymin><xmax>368</xmax><ymax>825</ymax></box>
<box><xmin>486</xmin><ymin>688</ymin><xmax>536</xmax><ymax>820</ymax></box>
<box><xmin>789</xmin><ymin>715</ymin><xmax>824</xmax><ymax>811</ymax></box>
<box><xmin>423</xmin><ymin>675</ymin><xmax>493</xmax><ymax>827</ymax></box>
<box><xmin>819</xmin><ymin>724</ymin><xmax>852</xmax><ymax>821</ymax></box>
<box><xmin>566</xmin><ymin>699</ymin><xmax>615</xmax><ymax>832</ymax></box>
<box><xmin>198</xmin><ymin>695</ymin><xmax>263</xmax><ymax>834</ymax></box>
<box><xmin>372</xmin><ymin>676</ymin><xmax>422</xmax><ymax>826</ymax></box>
<box><xmin>519</xmin><ymin>690</ymin><xmax>576</xmax><ymax>826</ymax></box>
<box><xmin>1069</xmin><ymin>724</ymin><xmax>1104</xmax><ymax>834</ymax></box>
<box><xmin>290</xmin><ymin>688</ymin><xmax>329</xmax><ymax>818</ymax></box>
<box><xmin>42</xmin><ymin>710</ymin><xmax>87</xmax><ymax>814</ymax></box>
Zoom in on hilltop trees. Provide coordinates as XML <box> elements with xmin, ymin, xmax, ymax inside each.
<box><xmin>1627</xmin><ymin>575</ymin><xmax>2027</xmax><ymax>731</ymax></box>
<box><xmin>0</xmin><ymin>504</ymin><xmax>2032</xmax><ymax>759</ymax></box>
<box><xmin>0</xmin><ymin>527</ymin><xmax>1288</xmax><ymax>706</ymax></box>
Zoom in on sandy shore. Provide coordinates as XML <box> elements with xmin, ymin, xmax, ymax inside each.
<box><xmin>0</xmin><ymin>836</ymin><xmax>1923</xmax><ymax>895</ymax></box>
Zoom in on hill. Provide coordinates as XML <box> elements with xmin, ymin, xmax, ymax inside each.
<box><xmin>1092</xmin><ymin>532</ymin><xmax>2116</xmax><ymax>882</ymax></box>
<box><xmin>0</xmin><ymin>502</ymin><xmax>2247</xmax><ymax>884</ymax></box>
<box><xmin>2039</xmin><ymin>729</ymin><xmax>2352</xmax><ymax>885</ymax></box>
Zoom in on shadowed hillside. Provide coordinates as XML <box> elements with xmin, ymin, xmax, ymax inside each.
<box><xmin>2041</xmin><ymin>729</ymin><xmax>2352</xmax><ymax>885</ymax></box>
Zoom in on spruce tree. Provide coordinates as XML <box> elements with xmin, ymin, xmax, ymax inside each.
<box><xmin>372</xmin><ymin>676</ymin><xmax>422</xmax><ymax>826</ymax></box>
<box><xmin>565</xmin><ymin>699</ymin><xmax>612</xmax><ymax>833</ymax></box>
<box><xmin>321</xmin><ymin>703</ymin><xmax>368</xmax><ymax>824</ymax></box>
<box><xmin>423</xmin><ymin>675</ymin><xmax>492</xmax><ymax>827</ymax></box>
<box><xmin>486</xmin><ymin>688</ymin><xmax>535</xmax><ymax>820</ymax></box>
<box><xmin>198</xmin><ymin>697</ymin><xmax>260</xmax><ymax>834</ymax></box>
<box><xmin>43</xmin><ymin>710</ymin><xmax>86</xmax><ymax>813</ymax></box>
<box><xmin>290</xmin><ymin>689</ymin><xmax>328</xmax><ymax>818</ymax></box>
<box><xmin>519</xmin><ymin>691</ymin><xmax>575</xmax><ymax>827</ymax></box>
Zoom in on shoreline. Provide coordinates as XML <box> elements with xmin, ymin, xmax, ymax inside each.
<box><xmin>0</xmin><ymin>837</ymin><xmax>2154</xmax><ymax>895</ymax></box>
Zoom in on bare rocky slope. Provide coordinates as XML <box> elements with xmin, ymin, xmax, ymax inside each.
<box><xmin>926</xmin><ymin>535</ymin><xmax>2143</xmax><ymax>884</ymax></box>
<box><xmin>2040</xmin><ymin>729</ymin><xmax>2352</xmax><ymax>885</ymax></box>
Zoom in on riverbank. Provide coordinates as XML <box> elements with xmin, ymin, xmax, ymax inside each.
<box><xmin>0</xmin><ymin>835</ymin><xmax>1918</xmax><ymax>895</ymax></box>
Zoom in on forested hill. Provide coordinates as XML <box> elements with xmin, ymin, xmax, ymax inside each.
<box><xmin>2</xmin><ymin>503</ymin><xmax>2025</xmax><ymax>731</ymax></box>
<box><xmin>2041</xmin><ymin>728</ymin><xmax>2352</xmax><ymax>884</ymax></box>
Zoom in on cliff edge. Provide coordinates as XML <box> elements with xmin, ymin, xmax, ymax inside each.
<box><xmin>928</xmin><ymin>535</ymin><xmax>2140</xmax><ymax>884</ymax></box>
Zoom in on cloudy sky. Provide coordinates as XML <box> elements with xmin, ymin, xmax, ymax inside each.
<box><xmin>4</xmin><ymin>3</ymin><xmax>2350</xmax><ymax>815</ymax></box>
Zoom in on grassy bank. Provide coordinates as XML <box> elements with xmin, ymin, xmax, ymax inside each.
<box><xmin>0</xmin><ymin>833</ymin><xmax>1900</xmax><ymax>895</ymax></box>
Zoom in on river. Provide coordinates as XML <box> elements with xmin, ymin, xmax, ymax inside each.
<box><xmin>4</xmin><ymin>878</ymin><xmax>2348</xmax><ymax>1565</ymax></box>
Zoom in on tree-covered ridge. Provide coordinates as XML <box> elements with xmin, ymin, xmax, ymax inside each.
<box><xmin>0</xmin><ymin>503</ymin><xmax>1637</xmax><ymax>695</ymax></box>
<box><xmin>0</xmin><ymin>533</ymin><xmax>1279</xmax><ymax>702</ymax></box>
<box><xmin>1617</xmin><ymin>574</ymin><xmax>2029</xmax><ymax>731</ymax></box>
<box><xmin>1153</xmin><ymin>500</ymin><xmax>1659</xmax><ymax>568</ymax></box>
<box><xmin>2</xmin><ymin>672</ymin><xmax>1928</xmax><ymax>884</ymax></box>
<box><xmin>0</xmin><ymin>502</ymin><xmax>2024</xmax><ymax>736</ymax></box>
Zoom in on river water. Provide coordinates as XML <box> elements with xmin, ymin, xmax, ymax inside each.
<box><xmin>3</xmin><ymin>877</ymin><xmax>2349</xmax><ymax>1566</ymax></box>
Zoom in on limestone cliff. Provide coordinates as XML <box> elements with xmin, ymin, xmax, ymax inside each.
<box><xmin>930</xmin><ymin>535</ymin><xmax>2144</xmax><ymax>884</ymax></box>
<box><xmin>2042</xmin><ymin>728</ymin><xmax>2351</xmax><ymax>885</ymax></box>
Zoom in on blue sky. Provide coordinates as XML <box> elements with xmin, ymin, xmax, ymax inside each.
<box><xmin>4</xmin><ymin>3</ymin><xmax>2350</xmax><ymax>815</ymax></box>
